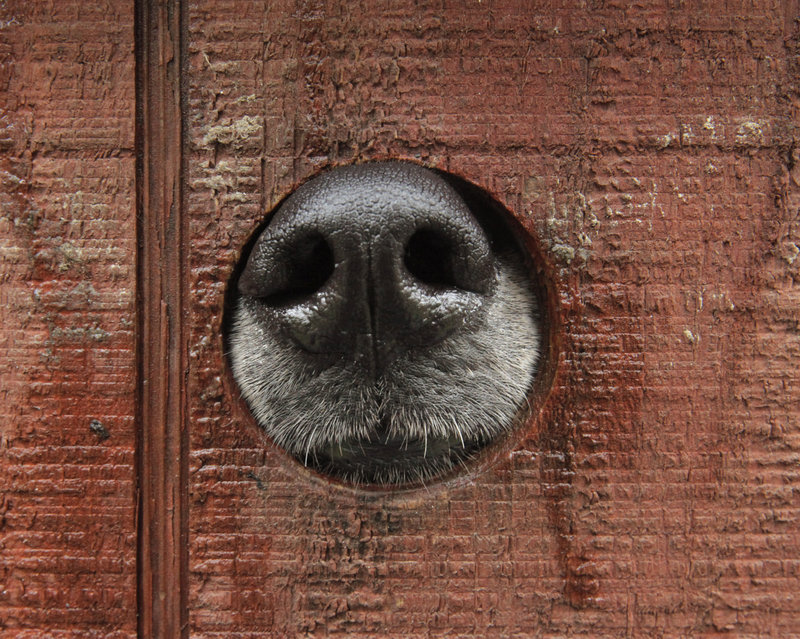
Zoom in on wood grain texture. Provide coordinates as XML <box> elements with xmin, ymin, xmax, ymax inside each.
<box><xmin>0</xmin><ymin>1</ymin><xmax>137</xmax><ymax>636</ymax></box>
<box><xmin>1</xmin><ymin>0</ymin><xmax>799</xmax><ymax>636</ymax></box>
<box><xmin>185</xmin><ymin>1</ymin><xmax>800</xmax><ymax>636</ymax></box>
<box><xmin>135</xmin><ymin>0</ymin><xmax>189</xmax><ymax>637</ymax></box>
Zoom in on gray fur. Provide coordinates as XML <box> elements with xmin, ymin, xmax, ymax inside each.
<box><xmin>228</xmin><ymin>163</ymin><xmax>541</xmax><ymax>485</ymax></box>
<box><xmin>230</xmin><ymin>250</ymin><xmax>540</xmax><ymax>484</ymax></box>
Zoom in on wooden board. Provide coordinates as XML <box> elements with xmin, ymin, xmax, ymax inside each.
<box><xmin>0</xmin><ymin>2</ymin><xmax>137</xmax><ymax>637</ymax></box>
<box><xmin>2</xmin><ymin>0</ymin><xmax>799</xmax><ymax>636</ymax></box>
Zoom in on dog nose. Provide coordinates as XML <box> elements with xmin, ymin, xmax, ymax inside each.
<box><xmin>238</xmin><ymin>162</ymin><xmax>496</xmax><ymax>375</ymax></box>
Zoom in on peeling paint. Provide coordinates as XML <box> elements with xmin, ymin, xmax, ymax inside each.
<box><xmin>735</xmin><ymin>120</ymin><xmax>765</xmax><ymax>146</ymax></box>
<box><xmin>683</xmin><ymin>328</ymin><xmax>699</xmax><ymax>344</ymax></box>
<box><xmin>200</xmin><ymin>115</ymin><xmax>262</xmax><ymax>148</ymax></box>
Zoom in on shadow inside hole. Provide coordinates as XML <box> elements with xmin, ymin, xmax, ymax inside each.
<box><xmin>222</xmin><ymin>162</ymin><xmax>555</xmax><ymax>490</ymax></box>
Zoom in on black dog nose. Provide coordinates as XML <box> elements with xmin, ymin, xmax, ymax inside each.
<box><xmin>238</xmin><ymin>162</ymin><xmax>496</xmax><ymax>375</ymax></box>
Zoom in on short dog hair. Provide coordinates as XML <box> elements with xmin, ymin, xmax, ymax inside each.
<box><xmin>229</xmin><ymin>163</ymin><xmax>541</xmax><ymax>485</ymax></box>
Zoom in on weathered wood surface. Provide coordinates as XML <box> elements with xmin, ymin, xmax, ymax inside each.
<box><xmin>0</xmin><ymin>1</ymin><xmax>137</xmax><ymax>636</ymax></box>
<box><xmin>136</xmin><ymin>0</ymin><xmax>189</xmax><ymax>637</ymax></box>
<box><xmin>186</xmin><ymin>1</ymin><xmax>800</xmax><ymax>636</ymax></box>
<box><xmin>2</xmin><ymin>0</ymin><xmax>800</xmax><ymax>636</ymax></box>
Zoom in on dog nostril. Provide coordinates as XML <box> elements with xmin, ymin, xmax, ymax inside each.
<box><xmin>252</xmin><ymin>233</ymin><xmax>335</xmax><ymax>306</ymax></box>
<box><xmin>404</xmin><ymin>229</ymin><xmax>459</xmax><ymax>290</ymax></box>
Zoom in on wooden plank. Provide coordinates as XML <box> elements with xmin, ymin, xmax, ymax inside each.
<box><xmin>184</xmin><ymin>1</ymin><xmax>800</xmax><ymax>636</ymax></box>
<box><xmin>0</xmin><ymin>1</ymin><xmax>138</xmax><ymax>636</ymax></box>
<box><xmin>135</xmin><ymin>1</ymin><xmax>188</xmax><ymax>636</ymax></box>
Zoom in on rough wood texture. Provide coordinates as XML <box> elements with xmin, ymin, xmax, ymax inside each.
<box><xmin>135</xmin><ymin>0</ymin><xmax>189</xmax><ymax>637</ymax></box>
<box><xmin>0</xmin><ymin>1</ymin><xmax>137</xmax><ymax>636</ymax></box>
<box><xmin>2</xmin><ymin>0</ymin><xmax>800</xmax><ymax>637</ymax></box>
<box><xmin>186</xmin><ymin>1</ymin><xmax>800</xmax><ymax>636</ymax></box>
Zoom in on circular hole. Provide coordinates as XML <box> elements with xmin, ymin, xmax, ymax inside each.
<box><xmin>223</xmin><ymin>162</ymin><xmax>555</xmax><ymax>490</ymax></box>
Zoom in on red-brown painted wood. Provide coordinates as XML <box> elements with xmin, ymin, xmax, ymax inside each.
<box><xmin>1</xmin><ymin>1</ymin><xmax>800</xmax><ymax>637</ymax></box>
<box><xmin>185</xmin><ymin>1</ymin><xmax>800</xmax><ymax>636</ymax></box>
<box><xmin>135</xmin><ymin>0</ymin><xmax>189</xmax><ymax>637</ymax></box>
<box><xmin>0</xmin><ymin>1</ymin><xmax>137</xmax><ymax>636</ymax></box>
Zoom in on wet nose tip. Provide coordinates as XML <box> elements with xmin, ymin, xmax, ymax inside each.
<box><xmin>238</xmin><ymin>162</ymin><xmax>496</xmax><ymax>366</ymax></box>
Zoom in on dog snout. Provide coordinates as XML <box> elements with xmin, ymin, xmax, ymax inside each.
<box><xmin>229</xmin><ymin>161</ymin><xmax>542</xmax><ymax>485</ymax></box>
<box><xmin>238</xmin><ymin>162</ymin><xmax>496</xmax><ymax>375</ymax></box>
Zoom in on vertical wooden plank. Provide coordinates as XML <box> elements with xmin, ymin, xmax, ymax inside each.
<box><xmin>135</xmin><ymin>0</ymin><xmax>188</xmax><ymax>637</ymax></box>
<box><xmin>0</xmin><ymin>2</ymin><xmax>138</xmax><ymax>636</ymax></box>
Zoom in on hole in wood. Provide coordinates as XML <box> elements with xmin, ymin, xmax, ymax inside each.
<box><xmin>226</xmin><ymin>162</ymin><xmax>548</xmax><ymax>487</ymax></box>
